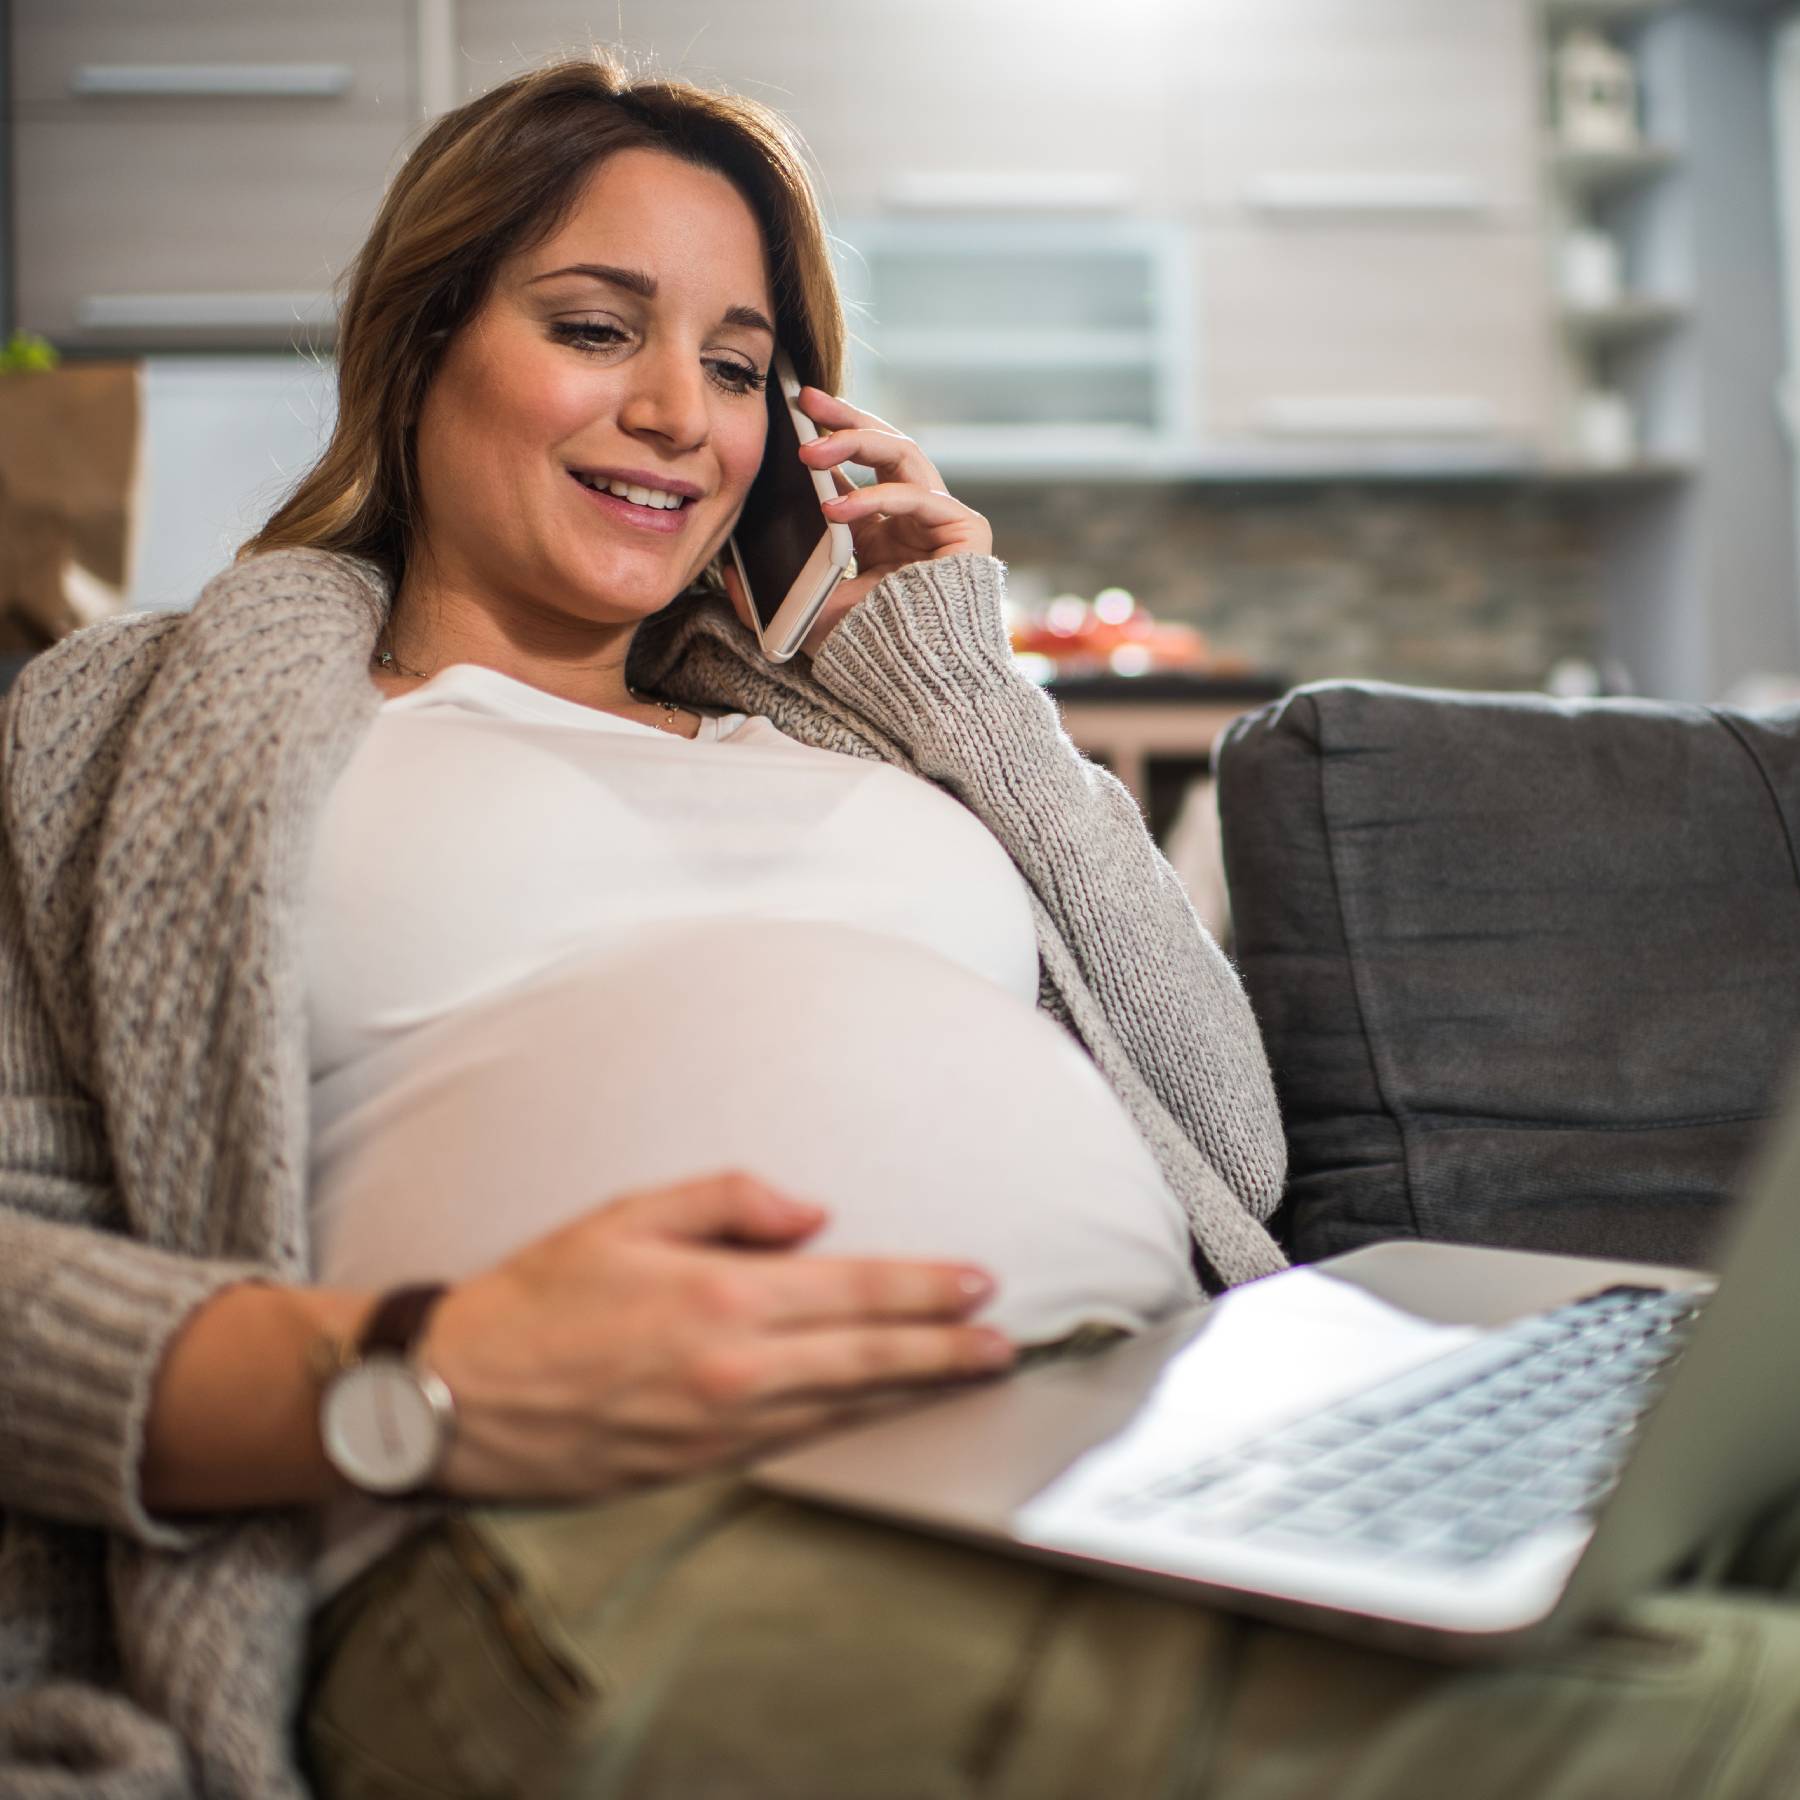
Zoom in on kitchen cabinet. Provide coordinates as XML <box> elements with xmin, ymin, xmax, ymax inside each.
<box><xmin>1170</xmin><ymin>0</ymin><xmax>1551</xmax><ymax>456</ymax></box>
<box><xmin>834</xmin><ymin>217</ymin><xmax>1192</xmax><ymax>470</ymax></box>
<box><xmin>454</xmin><ymin>0</ymin><xmax>856</xmax><ymax>196</ymax></box>
<box><xmin>11</xmin><ymin>0</ymin><xmax>1562</xmax><ymax>468</ymax></box>
<box><xmin>12</xmin><ymin>0</ymin><xmax>413</xmax><ymax>349</ymax></box>
<box><xmin>455</xmin><ymin>0</ymin><xmax>1170</xmax><ymax>218</ymax></box>
<box><xmin>1170</xmin><ymin>0</ymin><xmax>1541</xmax><ymax>224</ymax></box>
<box><xmin>11</xmin><ymin>0</ymin><xmax>412</xmax><ymax>106</ymax></box>
<box><xmin>1197</xmin><ymin>227</ymin><xmax>1553</xmax><ymax>449</ymax></box>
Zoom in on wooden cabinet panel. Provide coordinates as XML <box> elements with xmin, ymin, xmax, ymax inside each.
<box><xmin>12</xmin><ymin>0</ymin><xmax>414</xmax><ymax>117</ymax></box>
<box><xmin>456</xmin><ymin>0</ymin><xmax>1171</xmax><ymax>218</ymax></box>
<box><xmin>15</xmin><ymin>114</ymin><xmax>406</xmax><ymax>344</ymax></box>
<box><xmin>1170</xmin><ymin>0</ymin><xmax>1542</xmax><ymax>223</ymax></box>
<box><xmin>455</xmin><ymin>0</ymin><xmax>857</xmax><ymax>200</ymax></box>
<box><xmin>14</xmin><ymin>0</ymin><xmax>414</xmax><ymax>348</ymax></box>
<box><xmin>781</xmin><ymin>0</ymin><xmax>1172</xmax><ymax>217</ymax></box>
<box><xmin>1197</xmin><ymin>228</ymin><xmax>1554</xmax><ymax>446</ymax></box>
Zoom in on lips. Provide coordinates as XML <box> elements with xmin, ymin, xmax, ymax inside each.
<box><xmin>567</xmin><ymin>469</ymin><xmax>691</xmax><ymax>535</ymax></box>
<box><xmin>567</xmin><ymin>465</ymin><xmax>705</xmax><ymax>504</ymax></box>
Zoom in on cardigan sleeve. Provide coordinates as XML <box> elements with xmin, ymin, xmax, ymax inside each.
<box><xmin>809</xmin><ymin>553</ymin><xmax>1287</xmax><ymax>1231</ymax></box>
<box><xmin>0</xmin><ymin>816</ymin><xmax>263</xmax><ymax>1550</ymax></box>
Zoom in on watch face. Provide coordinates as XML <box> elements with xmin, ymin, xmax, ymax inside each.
<box><xmin>322</xmin><ymin>1357</ymin><xmax>450</xmax><ymax>1495</ymax></box>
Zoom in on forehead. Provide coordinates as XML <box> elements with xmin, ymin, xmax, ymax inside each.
<box><xmin>524</xmin><ymin>147</ymin><xmax>774</xmax><ymax>312</ymax></box>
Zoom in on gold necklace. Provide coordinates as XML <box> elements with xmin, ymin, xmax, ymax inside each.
<box><xmin>374</xmin><ymin>643</ymin><xmax>689</xmax><ymax>734</ymax></box>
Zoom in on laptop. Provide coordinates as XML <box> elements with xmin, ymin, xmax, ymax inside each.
<box><xmin>752</xmin><ymin>1089</ymin><xmax>1800</xmax><ymax>1660</ymax></box>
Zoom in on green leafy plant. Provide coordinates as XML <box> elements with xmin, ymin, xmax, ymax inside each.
<box><xmin>0</xmin><ymin>331</ymin><xmax>60</xmax><ymax>374</ymax></box>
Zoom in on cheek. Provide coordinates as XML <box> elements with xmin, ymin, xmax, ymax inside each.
<box><xmin>719</xmin><ymin>408</ymin><xmax>769</xmax><ymax>506</ymax></box>
<box><xmin>483</xmin><ymin>359</ymin><xmax>594</xmax><ymax>467</ymax></box>
<box><xmin>448</xmin><ymin>332</ymin><xmax>597</xmax><ymax>476</ymax></box>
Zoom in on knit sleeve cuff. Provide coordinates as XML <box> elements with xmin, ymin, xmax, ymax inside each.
<box><xmin>809</xmin><ymin>554</ymin><xmax>1024</xmax><ymax>731</ymax></box>
<box><xmin>1</xmin><ymin>1215</ymin><xmax>266</xmax><ymax>1549</ymax></box>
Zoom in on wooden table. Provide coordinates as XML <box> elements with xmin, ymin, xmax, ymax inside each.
<box><xmin>1044</xmin><ymin>672</ymin><xmax>1288</xmax><ymax>840</ymax></box>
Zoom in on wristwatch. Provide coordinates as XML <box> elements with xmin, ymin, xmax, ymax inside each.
<box><xmin>316</xmin><ymin>1284</ymin><xmax>456</xmax><ymax>1498</ymax></box>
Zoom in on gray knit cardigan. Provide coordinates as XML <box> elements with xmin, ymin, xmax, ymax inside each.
<box><xmin>0</xmin><ymin>546</ymin><xmax>1285</xmax><ymax>1797</ymax></box>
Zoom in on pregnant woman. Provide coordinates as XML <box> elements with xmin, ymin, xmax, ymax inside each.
<box><xmin>6</xmin><ymin>51</ymin><xmax>1800</xmax><ymax>1800</ymax></box>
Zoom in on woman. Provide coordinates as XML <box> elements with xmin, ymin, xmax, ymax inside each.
<box><xmin>4</xmin><ymin>52</ymin><xmax>1800</xmax><ymax>1800</ymax></box>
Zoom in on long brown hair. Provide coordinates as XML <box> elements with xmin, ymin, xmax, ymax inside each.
<box><xmin>239</xmin><ymin>52</ymin><xmax>847</xmax><ymax>596</ymax></box>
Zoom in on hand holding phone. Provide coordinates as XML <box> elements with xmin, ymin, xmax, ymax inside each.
<box><xmin>726</xmin><ymin>350</ymin><xmax>855</xmax><ymax>664</ymax></box>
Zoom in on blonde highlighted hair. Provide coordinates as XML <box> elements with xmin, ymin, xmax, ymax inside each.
<box><xmin>239</xmin><ymin>52</ymin><xmax>847</xmax><ymax>594</ymax></box>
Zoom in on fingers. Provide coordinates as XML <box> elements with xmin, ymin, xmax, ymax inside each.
<box><xmin>796</xmin><ymin>386</ymin><xmax>902</xmax><ymax>437</ymax></box>
<box><xmin>751</xmin><ymin>1323</ymin><xmax>1016</xmax><ymax>1400</ymax></box>
<box><xmin>730</xmin><ymin>1251</ymin><xmax>998</xmax><ymax>1330</ymax></box>
<box><xmin>819</xmin><ymin>481</ymin><xmax>978</xmax><ymax>533</ymax></box>
<box><xmin>799</xmin><ymin>424</ymin><xmax>939</xmax><ymax>490</ymax></box>
<box><xmin>671</xmin><ymin>1322</ymin><xmax>1014</xmax><ymax>1425</ymax></box>
<box><xmin>613</xmin><ymin>1170</ymin><xmax>825</xmax><ymax>1247</ymax></box>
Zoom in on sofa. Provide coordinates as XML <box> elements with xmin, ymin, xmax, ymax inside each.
<box><xmin>1216</xmin><ymin>681</ymin><xmax>1800</xmax><ymax>1271</ymax></box>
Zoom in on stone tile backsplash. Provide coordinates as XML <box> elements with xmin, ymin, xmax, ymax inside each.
<box><xmin>964</xmin><ymin>480</ymin><xmax>1601</xmax><ymax>691</ymax></box>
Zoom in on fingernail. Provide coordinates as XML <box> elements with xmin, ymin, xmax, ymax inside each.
<box><xmin>822</xmin><ymin>495</ymin><xmax>849</xmax><ymax>510</ymax></box>
<box><xmin>974</xmin><ymin>1330</ymin><xmax>1015</xmax><ymax>1367</ymax></box>
<box><xmin>956</xmin><ymin>1268</ymin><xmax>995</xmax><ymax>1300</ymax></box>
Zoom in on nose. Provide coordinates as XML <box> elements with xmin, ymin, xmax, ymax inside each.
<box><xmin>616</xmin><ymin>340</ymin><xmax>710</xmax><ymax>455</ymax></box>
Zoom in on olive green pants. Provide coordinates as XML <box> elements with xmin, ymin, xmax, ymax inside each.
<box><xmin>303</xmin><ymin>1471</ymin><xmax>1800</xmax><ymax>1800</ymax></box>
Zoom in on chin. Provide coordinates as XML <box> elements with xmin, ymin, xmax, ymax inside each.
<box><xmin>566</xmin><ymin>567</ymin><xmax>700</xmax><ymax>621</ymax></box>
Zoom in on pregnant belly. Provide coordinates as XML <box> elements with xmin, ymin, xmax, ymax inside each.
<box><xmin>309</xmin><ymin>919</ymin><xmax>1198</xmax><ymax>1341</ymax></box>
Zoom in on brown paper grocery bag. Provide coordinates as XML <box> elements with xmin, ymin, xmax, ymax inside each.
<box><xmin>0</xmin><ymin>361</ymin><xmax>143</xmax><ymax>650</ymax></box>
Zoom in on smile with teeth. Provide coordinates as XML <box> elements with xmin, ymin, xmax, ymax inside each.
<box><xmin>571</xmin><ymin>471</ymin><xmax>691</xmax><ymax>510</ymax></box>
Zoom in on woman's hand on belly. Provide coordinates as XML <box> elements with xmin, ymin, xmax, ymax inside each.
<box><xmin>418</xmin><ymin>1170</ymin><xmax>1016</xmax><ymax>1501</ymax></box>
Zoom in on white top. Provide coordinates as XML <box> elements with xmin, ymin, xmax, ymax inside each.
<box><xmin>304</xmin><ymin>665</ymin><xmax>1198</xmax><ymax>1594</ymax></box>
<box><xmin>307</xmin><ymin>662</ymin><xmax>1042</xmax><ymax>1085</ymax></box>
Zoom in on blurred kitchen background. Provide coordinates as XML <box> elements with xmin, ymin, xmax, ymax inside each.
<box><xmin>7</xmin><ymin>0</ymin><xmax>1800</xmax><ymax>847</ymax></box>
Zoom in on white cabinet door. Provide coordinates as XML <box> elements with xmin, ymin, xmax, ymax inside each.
<box><xmin>14</xmin><ymin>0</ymin><xmax>413</xmax><ymax>348</ymax></box>
<box><xmin>455</xmin><ymin>0</ymin><xmax>1170</xmax><ymax>218</ymax></box>
<box><xmin>16</xmin><ymin>114</ymin><xmax>406</xmax><ymax>345</ymax></box>
<box><xmin>795</xmin><ymin>0</ymin><xmax>1172</xmax><ymax>217</ymax></box>
<box><xmin>1171</xmin><ymin>0</ymin><xmax>1542</xmax><ymax>226</ymax></box>
<box><xmin>13</xmin><ymin>0</ymin><xmax>414</xmax><ymax>111</ymax></box>
<box><xmin>1198</xmin><ymin>228</ymin><xmax>1554</xmax><ymax>449</ymax></box>
<box><xmin>455</xmin><ymin>1</ymin><xmax>857</xmax><ymax>203</ymax></box>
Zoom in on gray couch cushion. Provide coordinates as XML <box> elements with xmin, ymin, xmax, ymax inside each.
<box><xmin>1217</xmin><ymin>681</ymin><xmax>1800</xmax><ymax>1269</ymax></box>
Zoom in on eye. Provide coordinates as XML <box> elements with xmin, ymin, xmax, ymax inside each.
<box><xmin>706</xmin><ymin>358</ymin><xmax>768</xmax><ymax>397</ymax></box>
<box><xmin>550</xmin><ymin>321</ymin><xmax>629</xmax><ymax>353</ymax></box>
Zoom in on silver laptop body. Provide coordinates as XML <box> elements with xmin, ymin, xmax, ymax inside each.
<box><xmin>753</xmin><ymin>1093</ymin><xmax>1800</xmax><ymax>1660</ymax></box>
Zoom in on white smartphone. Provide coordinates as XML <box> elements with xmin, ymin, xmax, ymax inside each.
<box><xmin>727</xmin><ymin>350</ymin><xmax>856</xmax><ymax>663</ymax></box>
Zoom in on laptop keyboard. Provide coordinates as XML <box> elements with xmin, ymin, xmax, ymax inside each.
<box><xmin>1100</xmin><ymin>1284</ymin><xmax>1705</xmax><ymax>1569</ymax></box>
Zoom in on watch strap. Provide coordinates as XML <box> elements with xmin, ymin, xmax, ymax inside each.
<box><xmin>358</xmin><ymin>1282</ymin><xmax>449</xmax><ymax>1360</ymax></box>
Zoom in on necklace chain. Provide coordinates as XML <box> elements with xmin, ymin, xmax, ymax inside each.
<box><xmin>374</xmin><ymin>640</ymin><xmax>687</xmax><ymax>734</ymax></box>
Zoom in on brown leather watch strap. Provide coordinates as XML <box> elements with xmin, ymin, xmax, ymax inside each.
<box><xmin>358</xmin><ymin>1283</ymin><xmax>449</xmax><ymax>1359</ymax></box>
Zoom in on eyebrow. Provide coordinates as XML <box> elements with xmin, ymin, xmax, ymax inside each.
<box><xmin>530</xmin><ymin>262</ymin><xmax>776</xmax><ymax>338</ymax></box>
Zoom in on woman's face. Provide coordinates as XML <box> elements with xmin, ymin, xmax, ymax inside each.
<box><xmin>410</xmin><ymin>146</ymin><xmax>776</xmax><ymax>631</ymax></box>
